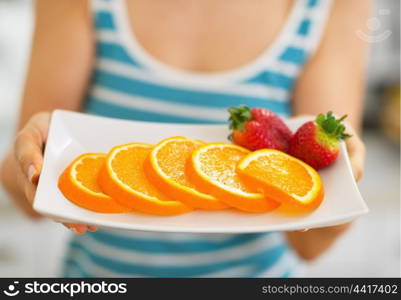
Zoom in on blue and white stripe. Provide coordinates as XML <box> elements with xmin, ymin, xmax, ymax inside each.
<box><xmin>64</xmin><ymin>230</ymin><xmax>296</xmax><ymax>277</ymax></box>
<box><xmin>63</xmin><ymin>0</ymin><xmax>331</xmax><ymax>277</ymax></box>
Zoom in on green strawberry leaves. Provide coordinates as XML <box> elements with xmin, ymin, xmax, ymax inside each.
<box><xmin>315</xmin><ymin>111</ymin><xmax>352</xmax><ymax>140</ymax></box>
<box><xmin>228</xmin><ymin>105</ymin><xmax>252</xmax><ymax>131</ymax></box>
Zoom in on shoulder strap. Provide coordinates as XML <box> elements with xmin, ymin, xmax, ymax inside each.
<box><xmin>90</xmin><ymin>0</ymin><xmax>118</xmax><ymax>31</ymax></box>
<box><xmin>299</xmin><ymin>0</ymin><xmax>333</xmax><ymax>55</ymax></box>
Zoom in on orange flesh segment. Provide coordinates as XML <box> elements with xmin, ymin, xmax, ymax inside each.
<box><xmin>148</xmin><ymin>137</ymin><xmax>227</xmax><ymax>210</ymax></box>
<box><xmin>238</xmin><ymin>149</ymin><xmax>324</xmax><ymax>212</ymax></box>
<box><xmin>191</xmin><ymin>143</ymin><xmax>278</xmax><ymax>213</ymax></box>
<box><xmin>198</xmin><ymin>146</ymin><xmax>253</xmax><ymax>193</ymax></box>
<box><xmin>156</xmin><ymin>139</ymin><xmax>201</xmax><ymax>189</ymax></box>
<box><xmin>111</xmin><ymin>146</ymin><xmax>171</xmax><ymax>201</ymax></box>
<box><xmin>58</xmin><ymin>153</ymin><xmax>130</xmax><ymax>213</ymax></box>
<box><xmin>74</xmin><ymin>155</ymin><xmax>105</xmax><ymax>194</ymax></box>
<box><xmin>243</xmin><ymin>152</ymin><xmax>313</xmax><ymax>198</ymax></box>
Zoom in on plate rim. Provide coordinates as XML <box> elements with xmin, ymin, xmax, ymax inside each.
<box><xmin>33</xmin><ymin>109</ymin><xmax>369</xmax><ymax>233</ymax></box>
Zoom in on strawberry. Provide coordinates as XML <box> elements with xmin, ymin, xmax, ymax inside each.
<box><xmin>228</xmin><ymin>105</ymin><xmax>292</xmax><ymax>151</ymax></box>
<box><xmin>289</xmin><ymin>111</ymin><xmax>351</xmax><ymax>169</ymax></box>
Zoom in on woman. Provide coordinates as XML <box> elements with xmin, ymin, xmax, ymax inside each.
<box><xmin>1</xmin><ymin>0</ymin><xmax>367</xmax><ymax>277</ymax></box>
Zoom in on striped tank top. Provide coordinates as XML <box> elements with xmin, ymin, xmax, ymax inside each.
<box><xmin>62</xmin><ymin>0</ymin><xmax>332</xmax><ymax>277</ymax></box>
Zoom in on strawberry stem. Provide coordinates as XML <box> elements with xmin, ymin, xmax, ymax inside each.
<box><xmin>315</xmin><ymin>111</ymin><xmax>351</xmax><ymax>140</ymax></box>
<box><xmin>228</xmin><ymin>105</ymin><xmax>252</xmax><ymax>131</ymax></box>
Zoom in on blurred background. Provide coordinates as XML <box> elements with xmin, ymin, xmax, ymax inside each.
<box><xmin>0</xmin><ymin>0</ymin><xmax>400</xmax><ymax>277</ymax></box>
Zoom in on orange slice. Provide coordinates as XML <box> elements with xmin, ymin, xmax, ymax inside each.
<box><xmin>189</xmin><ymin>143</ymin><xmax>280</xmax><ymax>213</ymax></box>
<box><xmin>145</xmin><ymin>137</ymin><xmax>227</xmax><ymax>210</ymax></box>
<box><xmin>98</xmin><ymin>143</ymin><xmax>192</xmax><ymax>216</ymax></box>
<box><xmin>237</xmin><ymin>149</ymin><xmax>324</xmax><ymax>212</ymax></box>
<box><xmin>58</xmin><ymin>153</ymin><xmax>130</xmax><ymax>213</ymax></box>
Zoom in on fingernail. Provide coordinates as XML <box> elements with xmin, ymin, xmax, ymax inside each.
<box><xmin>87</xmin><ymin>226</ymin><xmax>98</xmax><ymax>232</ymax></box>
<box><xmin>27</xmin><ymin>165</ymin><xmax>36</xmax><ymax>184</ymax></box>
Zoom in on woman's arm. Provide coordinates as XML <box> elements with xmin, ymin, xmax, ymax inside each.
<box><xmin>0</xmin><ymin>0</ymin><xmax>93</xmax><ymax>224</ymax></box>
<box><xmin>18</xmin><ymin>0</ymin><xmax>93</xmax><ymax>126</ymax></box>
<box><xmin>287</xmin><ymin>0</ymin><xmax>370</xmax><ymax>260</ymax></box>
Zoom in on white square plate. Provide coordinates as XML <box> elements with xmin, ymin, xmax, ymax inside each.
<box><xmin>33</xmin><ymin>110</ymin><xmax>368</xmax><ymax>233</ymax></box>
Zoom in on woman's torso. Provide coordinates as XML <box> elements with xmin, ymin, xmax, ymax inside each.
<box><xmin>63</xmin><ymin>0</ymin><xmax>332</xmax><ymax>277</ymax></box>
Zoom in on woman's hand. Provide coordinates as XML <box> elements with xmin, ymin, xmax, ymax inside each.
<box><xmin>343</xmin><ymin>123</ymin><xmax>366</xmax><ymax>182</ymax></box>
<box><xmin>1</xmin><ymin>112</ymin><xmax>97</xmax><ymax>235</ymax></box>
<box><xmin>286</xmin><ymin>117</ymin><xmax>366</xmax><ymax>260</ymax></box>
